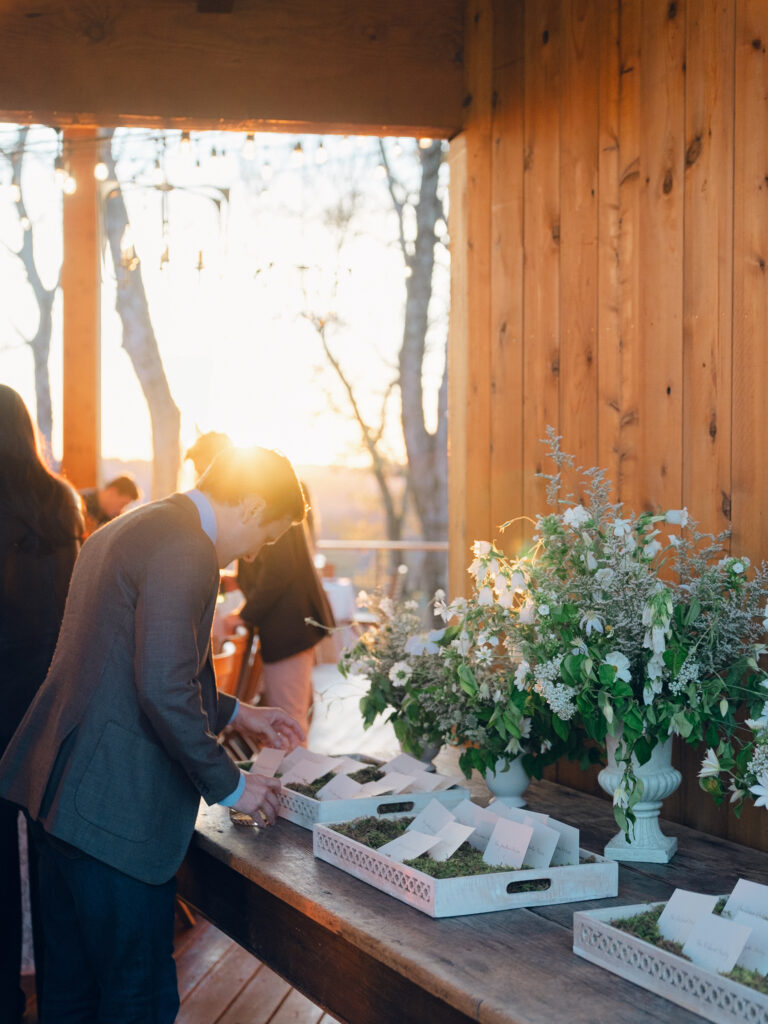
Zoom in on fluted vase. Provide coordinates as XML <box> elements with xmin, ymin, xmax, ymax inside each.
<box><xmin>483</xmin><ymin>755</ymin><xmax>530</xmax><ymax>808</ymax></box>
<box><xmin>598</xmin><ymin>729</ymin><xmax>681</xmax><ymax>863</ymax></box>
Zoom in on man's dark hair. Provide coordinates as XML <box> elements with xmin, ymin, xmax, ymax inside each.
<box><xmin>104</xmin><ymin>475</ymin><xmax>140</xmax><ymax>501</ymax></box>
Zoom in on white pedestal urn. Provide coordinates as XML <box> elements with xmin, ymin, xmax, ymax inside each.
<box><xmin>484</xmin><ymin>755</ymin><xmax>530</xmax><ymax>808</ymax></box>
<box><xmin>598</xmin><ymin>731</ymin><xmax>682</xmax><ymax>864</ymax></box>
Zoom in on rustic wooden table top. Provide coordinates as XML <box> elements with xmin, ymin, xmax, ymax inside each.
<box><xmin>178</xmin><ymin>752</ymin><xmax>768</xmax><ymax>1024</ymax></box>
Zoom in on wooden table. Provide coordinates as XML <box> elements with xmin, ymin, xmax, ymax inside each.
<box><xmin>177</xmin><ymin>755</ymin><xmax>768</xmax><ymax>1024</ymax></box>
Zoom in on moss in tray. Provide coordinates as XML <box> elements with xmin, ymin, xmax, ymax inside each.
<box><xmin>330</xmin><ymin>816</ymin><xmax>551</xmax><ymax>885</ymax></box>
<box><xmin>284</xmin><ymin>765</ymin><xmax>384</xmax><ymax>799</ymax></box>
<box><xmin>610</xmin><ymin>903</ymin><xmax>768</xmax><ymax>996</ymax></box>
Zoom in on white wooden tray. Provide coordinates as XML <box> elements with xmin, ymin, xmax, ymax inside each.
<box><xmin>573</xmin><ymin>902</ymin><xmax>768</xmax><ymax>1024</ymax></box>
<box><xmin>313</xmin><ymin>821</ymin><xmax>617</xmax><ymax>917</ymax></box>
<box><xmin>279</xmin><ymin>783</ymin><xmax>468</xmax><ymax>830</ymax></box>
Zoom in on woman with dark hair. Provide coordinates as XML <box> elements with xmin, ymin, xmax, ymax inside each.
<box><xmin>0</xmin><ymin>384</ymin><xmax>83</xmax><ymax>1022</ymax></box>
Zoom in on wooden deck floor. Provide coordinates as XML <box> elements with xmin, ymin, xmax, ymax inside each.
<box><xmin>22</xmin><ymin>913</ymin><xmax>341</xmax><ymax>1024</ymax></box>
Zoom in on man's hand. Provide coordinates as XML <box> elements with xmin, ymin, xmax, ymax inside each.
<box><xmin>232</xmin><ymin>771</ymin><xmax>282</xmax><ymax>823</ymax></box>
<box><xmin>234</xmin><ymin>704</ymin><xmax>306</xmax><ymax>751</ymax></box>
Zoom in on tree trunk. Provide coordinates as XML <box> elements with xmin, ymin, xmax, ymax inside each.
<box><xmin>399</xmin><ymin>141</ymin><xmax>448</xmax><ymax>604</ymax></box>
<box><xmin>102</xmin><ymin>139</ymin><xmax>181</xmax><ymax>498</ymax></box>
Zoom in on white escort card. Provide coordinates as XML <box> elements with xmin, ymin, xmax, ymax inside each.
<box><xmin>250</xmin><ymin>747</ymin><xmax>285</xmax><ymax>777</ymax></box>
<box><xmin>279</xmin><ymin>747</ymin><xmax>329</xmax><ymax>772</ymax></box>
<box><xmin>315</xmin><ymin>773</ymin><xmax>363</xmax><ymax>801</ymax></box>
<box><xmin>657</xmin><ymin>889</ymin><xmax>720</xmax><ymax>945</ymax></box>
<box><xmin>482</xmin><ymin>818</ymin><xmax>533</xmax><ymax>869</ymax></box>
<box><xmin>453</xmin><ymin>800</ymin><xmax>497</xmax><ymax>851</ymax></box>
<box><xmin>723</xmin><ymin>878</ymin><xmax>768</xmax><ymax>922</ymax></box>
<box><xmin>427</xmin><ymin>822</ymin><xmax>476</xmax><ymax>862</ymax></box>
<box><xmin>279</xmin><ymin>755</ymin><xmax>339</xmax><ymax>787</ymax></box>
<box><xmin>546</xmin><ymin>818</ymin><xmax>580</xmax><ymax>867</ymax></box>
<box><xmin>402</xmin><ymin>772</ymin><xmax>446</xmax><ymax>793</ymax></box>
<box><xmin>330</xmin><ymin>757</ymin><xmax>366</xmax><ymax>775</ymax></box>
<box><xmin>382</xmin><ymin>753</ymin><xmax>430</xmax><ymax>775</ymax></box>
<box><xmin>407</xmin><ymin>799</ymin><xmax>456</xmax><ymax>837</ymax></box>
<box><xmin>377</xmin><ymin>830</ymin><xmax>439</xmax><ymax>863</ymax></box>
<box><xmin>518</xmin><ymin>815</ymin><xmax>559</xmax><ymax>870</ymax></box>
<box><xmin>377</xmin><ymin>772</ymin><xmax>420</xmax><ymax>795</ymax></box>
<box><xmin>734</xmin><ymin>911</ymin><xmax>768</xmax><ymax>974</ymax></box>
<box><xmin>682</xmin><ymin>913</ymin><xmax>752</xmax><ymax>974</ymax></box>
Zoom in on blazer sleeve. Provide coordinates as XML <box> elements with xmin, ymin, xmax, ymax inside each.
<box><xmin>132</xmin><ymin>537</ymin><xmax>240</xmax><ymax>805</ymax></box>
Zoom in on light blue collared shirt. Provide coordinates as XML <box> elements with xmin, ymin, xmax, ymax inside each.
<box><xmin>183</xmin><ymin>489</ymin><xmax>245</xmax><ymax>808</ymax></box>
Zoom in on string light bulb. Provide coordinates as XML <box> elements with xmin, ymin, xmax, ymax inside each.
<box><xmin>93</xmin><ymin>161</ymin><xmax>109</xmax><ymax>181</ymax></box>
<box><xmin>62</xmin><ymin>173</ymin><xmax>77</xmax><ymax>195</ymax></box>
<box><xmin>9</xmin><ymin>183</ymin><xmax>21</xmax><ymax>203</ymax></box>
<box><xmin>314</xmin><ymin>141</ymin><xmax>328</xmax><ymax>165</ymax></box>
<box><xmin>54</xmin><ymin>154</ymin><xmax>67</xmax><ymax>189</ymax></box>
<box><xmin>418</xmin><ymin>137</ymin><xmax>433</xmax><ymax>149</ymax></box>
<box><xmin>242</xmin><ymin>133</ymin><xmax>256</xmax><ymax>159</ymax></box>
<box><xmin>179</xmin><ymin>130</ymin><xmax>191</xmax><ymax>153</ymax></box>
<box><xmin>291</xmin><ymin>141</ymin><xmax>305</xmax><ymax>166</ymax></box>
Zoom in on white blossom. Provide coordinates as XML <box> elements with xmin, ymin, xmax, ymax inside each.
<box><xmin>698</xmin><ymin>748</ymin><xmax>720</xmax><ymax>779</ymax></box>
<box><xmin>665</xmin><ymin>508</ymin><xmax>689</xmax><ymax>526</ymax></box>
<box><xmin>605</xmin><ymin>651</ymin><xmax>631</xmax><ymax>683</ymax></box>
<box><xmin>563</xmin><ymin>504</ymin><xmax>590</xmax><ymax>528</ymax></box>
<box><xmin>389</xmin><ymin>661</ymin><xmax>412</xmax><ymax>687</ymax></box>
<box><xmin>749</xmin><ymin>772</ymin><xmax>768</xmax><ymax>809</ymax></box>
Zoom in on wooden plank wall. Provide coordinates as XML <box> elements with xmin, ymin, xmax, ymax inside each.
<box><xmin>453</xmin><ymin>0</ymin><xmax>768</xmax><ymax>851</ymax></box>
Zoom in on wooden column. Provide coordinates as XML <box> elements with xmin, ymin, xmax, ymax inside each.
<box><xmin>61</xmin><ymin>126</ymin><xmax>100</xmax><ymax>489</ymax></box>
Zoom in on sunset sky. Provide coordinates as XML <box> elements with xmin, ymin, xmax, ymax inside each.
<box><xmin>0</xmin><ymin>127</ymin><xmax>449</xmax><ymax>471</ymax></box>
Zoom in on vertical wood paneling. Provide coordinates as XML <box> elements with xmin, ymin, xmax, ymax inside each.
<box><xmin>522</xmin><ymin>0</ymin><xmax>562</xmax><ymax>525</ymax></box>
<box><xmin>448</xmin><ymin>0</ymin><xmax>494</xmax><ymax>596</ymax></box>
<box><xmin>458</xmin><ymin>0</ymin><xmax>768</xmax><ymax>850</ymax></box>
<box><xmin>596</xmin><ymin>1</ymin><xmax>622</xmax><ymax>487</ymax></box>
<box><xmin>559</xmin><ymin>0</ymin><xmax>599</xmax><ymax>475</ymax></box>
<box><xmin>490</xmin><ymin>4</ymin><xmax>525</xmax><ymax>554</ymax></box>
<box><xmin>730</xmin><ymin>0</ymin><xmax>768</xmax><ymax>852</ymax></box>
<box><xmin>679</xmin><ymin>0</ymin><xmax>735</xmax><ymax>840</ymax></box>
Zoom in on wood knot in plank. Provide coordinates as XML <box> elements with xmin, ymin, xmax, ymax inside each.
<box><xmin>663</xmin><ymin>170</ymin><xmax>674</xmax><ymax>194</ymax></box>
<box><xmin>551</xmin><ymin>222</ymin><xmax>560</xmax><ymax>243</ymax></box>
<box><xmin>462</xmin><ymin>93</ymin><xmax>473</xmax><ymax>109</ymax></box>
<box><xmin>753</xmin><ymin>38</ymin><xmax>763</xmax><ymax>50</ymax></box>
<box><xmin>721</xmin><ymin>491</ymin><xmax>731</xmax><ymax>519</ymax></box>
<box><xmin>709</xmin><ymin>413</ymin><xmax>717</xmax><ymax>440</ymax></box>
<box><xmin>668</xmin><ymin>2</ymin><xmax>678</xmax><ymax>19</ymax></box>
<box><xmin>542</xmin><ymin>29</ymin><xmax>549</xmax><ymax>45</ymax></box>
<box><xmin>686</xmin><ymin>135</ymin><xmax>702</xmax><ymax>167</ymax></box>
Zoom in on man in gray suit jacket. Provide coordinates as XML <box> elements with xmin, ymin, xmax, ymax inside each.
<box><xmin>0</xmin><ymin>445</ymin><xmax>306</xmax><ymax>1023</ymax></box>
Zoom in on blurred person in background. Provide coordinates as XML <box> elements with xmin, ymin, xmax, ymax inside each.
<box><xmin>80</xmin><ymin>473</ymin><xmax>140</xmax><ymax>538</ymax></box>
<box><xmin>186</xmin><ymin>432</ymin><xmax>335</xmax><ymax>739</ymax></box>
<box><xmin>0</xmin><ymin>384</ymin><xmax>83</xmax><ymax>1023</ymax></box>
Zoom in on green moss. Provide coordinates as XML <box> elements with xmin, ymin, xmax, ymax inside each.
<box><xmin>331</xmin><ymin>817</ymin><xmax>535</xmax><ymax>880</ymax></box>
<box><xmin>611</xmin><ymin>903</ymin><xmax>768</xmax><ymax>996</ymax></box>
<box><xmin>283</xmin><ymin>765</ymin><xmax>384</xmax><ymax>799</ymax></box>
<box><xmin>284</xmin><ymin>771</ymin><xmax>335</xmax><ymax>798</ymax></box>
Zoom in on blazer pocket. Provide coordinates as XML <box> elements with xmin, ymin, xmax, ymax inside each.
<box><xmin>75</xmin><ymin>720</ymin><xmax>175</xmax><ymax>843</ymax></box>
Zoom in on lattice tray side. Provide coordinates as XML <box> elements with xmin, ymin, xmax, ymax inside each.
<box><xmin>313</xmin><ymin>824</ymin><xmax>618</xmax><ymax>918</ymax></box>
<box><xmin>278</xmin><ymin>784</ymin><xmax>469</xmax><ymax>829</ymax></box>
<box><xmin>573</xmin><ymin>903</ymin><xmax>768</xmax><ymax>1024</ymax></box>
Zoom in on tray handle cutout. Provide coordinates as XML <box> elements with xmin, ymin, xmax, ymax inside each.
<box><xmin>376</xmin><ymin>800</ymin><xmax>415</xmax><ymax>815</ymax></box>
<box><xmin>506</xmin><ymin>877</ymin><xmax>551</xmax><ymax>895</ymax></box>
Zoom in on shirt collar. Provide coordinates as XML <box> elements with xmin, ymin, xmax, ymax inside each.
<box><xmin>184</xmin><ymin>489</ymin><xmax>218</xmax><ymax>544</ymax></box>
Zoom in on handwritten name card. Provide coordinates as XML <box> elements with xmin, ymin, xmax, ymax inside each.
<box><xmin>250</xmin><ymin>747</ymin><xmax>285</xmax><ymax>777</ymax></box>
<box><xmin>734</xmin><ymin>911</ymin><xmax>768</xmax><ymax>974</ymax></box>
<box><xmin>428</xmin><ymin>822</ymin><xmax>475</xmax><ymax>862</ymax></box>
<box><xmin>315</xmin><ymin>773</ymin><xmax>363</xmax><ymax>801</ymax></box>
<box><xmin>377</xmin><ymin>830</ymin><xmax>438</xmax><ymax>863</ymax></box>
<box><xmin>407</xmin><ymin>799</ymin><xmax>456</xmax><ymax>837</ymax></box>
<box><xmin>658</xmin><ymin>890</ymin><xmax>719</xmax><ymax>945</ymax></box>
<box><xmin>482</xmin><ymin>818</ymin><xmax>533</xmax><ymax>869</ymax></box>
<box><xmin>682</xmin><ymin>913</ymin><xmax>751</xmax><ymax>974</ymax></box>
<box><xmin>724</xmin><ymin>879</ymin><xmax>768</xmax><ymax>923</ymax></box>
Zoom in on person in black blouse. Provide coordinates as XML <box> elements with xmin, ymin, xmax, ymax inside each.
<box><xmin>0</xmin><ymin>385</ymin><xmax>83</xmax><ymax>1022</ymax></box>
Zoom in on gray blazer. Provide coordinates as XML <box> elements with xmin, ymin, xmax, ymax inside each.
<box><xmin>0</xmin><ymin>493</ymin><xmax>240</xmax><ymax>884</ymax></box>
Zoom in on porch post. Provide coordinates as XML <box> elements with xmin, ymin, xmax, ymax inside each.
<box><xmin>61</xmin><ymin>125</ymin><xmax>101</xmax><ymax>489</ymax></box>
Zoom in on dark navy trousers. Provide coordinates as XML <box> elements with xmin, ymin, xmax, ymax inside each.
<box><xmin>29</xmin><ymin>822</ymin><xmax>179</xmax><ymax>1024</ymax></box>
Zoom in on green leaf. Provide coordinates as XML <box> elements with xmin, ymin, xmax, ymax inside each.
<box><xmin>551</xmin><ymin>715</ymin><xmax>570</xmax><ymax>741</ymax></box>
<box><xmin>457</xmin><ymin>664</ymin><xmax>477</xmax><ymax>696</ymax></box>
<box><xmin>633</xmin><ymin>737</ymin><xmax>653</xmax><ymax>766</ymax></box>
